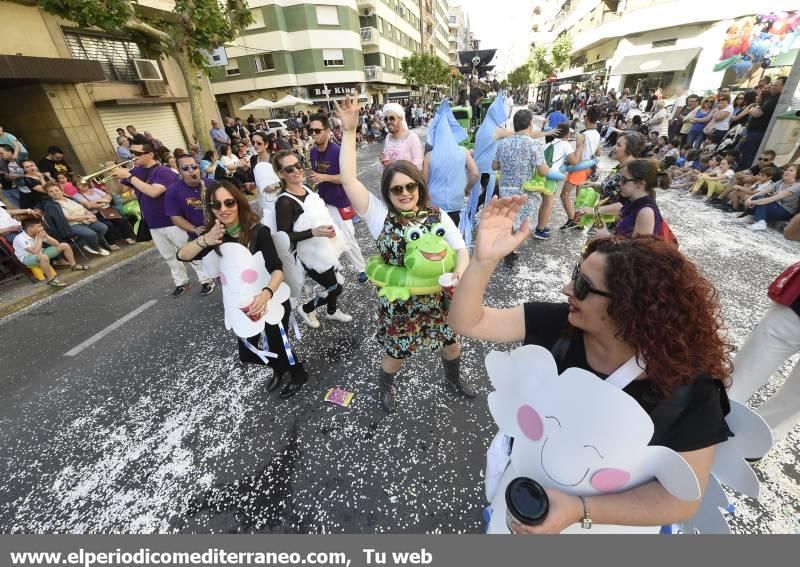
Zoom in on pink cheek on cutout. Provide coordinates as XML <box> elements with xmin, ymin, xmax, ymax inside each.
<box><xmin>590</xmin><ymin>468</ymin><xmax>630</xmax><ymax>492</ymax></box>
<box><xmin>241</xmin><ymin>269</ymin><xmax>258</xmax><ymax>284</ymax></box>
<box><xmin>517</xmin><ymin>405</ymin><xmax>543</xmax><ymax>441</ymax></box>
<box><xmin>220</xmin><ymin>273</ymin><xmax>227</xmax><ymax>286</ymax></box>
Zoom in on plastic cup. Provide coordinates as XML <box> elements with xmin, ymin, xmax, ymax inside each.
<box><xmin>239</xmin><ymin>297</ymin><xmax>260</xmax><ymax>321</ymax></box>
<box><xmin>438</xmin><ymin>273</ymin><xmax>458</xmax><ymax>297</ymax></box>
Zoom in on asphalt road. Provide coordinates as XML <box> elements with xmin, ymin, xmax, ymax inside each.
<box><xmin>1</xmin><ymin>129</ymin><xmax>799</xmax><ymax>534</ymax></box>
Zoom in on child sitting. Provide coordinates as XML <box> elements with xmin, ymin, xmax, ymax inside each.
<box><xmin>726</xmin><ymin>166</ymin><xmax>777</xmax><ymax>214</ymax></box>
<box><xmin>691</xmin><ymin>157</ymin><xmax>734</xmax><ymax>200</ymax></box>
<box><xmin>13</xmin><ymin>218</ymin><xmax>88</xmax><ymax>287</ymax></box>
<box><xmin>671</xmin><ymin>155</ymin><xmax>712</xmax><ymax>190</ymax></box>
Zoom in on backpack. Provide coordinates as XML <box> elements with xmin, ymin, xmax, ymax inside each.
<box><xmin>659</xmin><ymin>218</ymin><xmax>679</xmax><ymax>247</ymax></box>
<box><xmin>522</xmin><ymin>142</ymin><xmax>560</xmax><ymax>194</ymax></box>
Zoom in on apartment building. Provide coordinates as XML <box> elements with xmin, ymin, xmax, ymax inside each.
<box><xmin>0</xmin><ymin>1</ymin><xmax>217</xmax><ymax>173</ymax></box>
<box><xmin>532</xmin><ymin>0</ymin><xmax>799</xmax><ymax>100</ymax></box>
<box><xmin>419</xmin><ymin>0</ymin><xmax>450</xmax><ymax>64</ymax></box>
<box><xmin>447</xmin><ymin>3</ymin><xmax>471</xmax><ymax>67</ymax></box>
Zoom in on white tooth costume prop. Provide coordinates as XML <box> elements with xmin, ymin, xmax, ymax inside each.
<box><xmin>200</xmin><ymin>242</ymin><xmax>292</xmax><ymax>348</ymax></box>
<box><xmin>483</xmin><ymin>345</ymin><xmax>772</xmax><ymax>534</ymax></box>
<box><xmin>277</xmin><ymin>187</ymin><xmax>343</xmax><ymax>274</ymax></box>
<box><xmin>254</xmin><ymin>162</ymin><xmax>304</xmax><ymax>302</ymax></box>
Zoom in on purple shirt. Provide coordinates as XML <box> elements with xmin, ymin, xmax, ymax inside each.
<box><xmin>311</xmin><ymin>142</ymin><xmax>351</xmax><ymax>209</ymax></box>
<box><xmin>122</xmin><ymin>164</ymin><xmax>178</xmax><ymax>229</ymax></box>
<box><xmin>165</xmin><ymin>178</ymin><xmax>214</xmax><ymax>237</ymax></box>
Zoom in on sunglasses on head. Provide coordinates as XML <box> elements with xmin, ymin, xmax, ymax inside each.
<box><xmin>308</xmin><ymin>128</ymin><xmax>324</xmax><ymax>135</ymax></box>
<box><xmin>180</xmin><ymin>164</ymin><xmax>199</xmax><ymax>172</ymax></box>
<box><xmin>571</xmin><ymin>263</ymin><xmax>612</xmax><ymax>301</ymax></box>
<box><xmin>281</xmin><ymin>162</ymin><xmax>304</xmax><ymax>174</ymax></box>
<box><xmin>210</xmin><ymin>198</ymin><xmax>237</xmax><ymax>210</ymax></box>
<box><xmin>389</xmin><ymin>181</ymin><xmax>419</xmax><ymax>196</ymax></box>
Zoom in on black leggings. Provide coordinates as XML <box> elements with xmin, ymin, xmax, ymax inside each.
<box><xmin>302</xmin><ymin>265</ymin><xmax>341</xmax><ymax>315</ymax></box>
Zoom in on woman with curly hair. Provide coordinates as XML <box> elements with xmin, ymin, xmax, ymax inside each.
<box><xmin>449</xmin><ymin>196</ymin><xmax>733</xmax><ymax>533</ymax></box>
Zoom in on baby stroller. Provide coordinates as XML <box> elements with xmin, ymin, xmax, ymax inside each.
<box><xmin>714</xmin><ymin>124</ymin><xmax>744</xmax><ymax>155</ymax></box>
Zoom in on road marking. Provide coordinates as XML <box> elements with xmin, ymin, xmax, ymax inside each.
<box><xmin>64</xmin><ymin>299</ymin><xmax>158</xmax><ymax>357</ymax></box>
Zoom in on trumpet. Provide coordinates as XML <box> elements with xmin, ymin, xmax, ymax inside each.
<box><xmin>80</xmin><ymin>158</ymin><xmax>136</xmax><ymax>184</ymax></box>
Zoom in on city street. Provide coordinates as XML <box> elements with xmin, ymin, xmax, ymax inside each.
<box><xmin>1</xmin><ymin>132</ymin><xmax>799</xmax><ymax>534</ymax></box>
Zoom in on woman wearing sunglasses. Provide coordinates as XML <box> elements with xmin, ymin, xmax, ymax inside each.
<box><xmin>335</xmin><ymin>95</ymin><xmax>474</xmax><ymax>413</ymax></box>
<box><xmin>449</xmin><ymin>196</ymin><xmax>732</xmax><ymax>533</ymax></box>
<box><xmin>577</xmin><ymin>159</ymin><xmax>666</xmax><ymax>238</ymax></box>
<box><xmin>177</xmin><ymin>181</ymin><xmax>309</xmax><ymax>399</ymax></box>
<box><xmin>273</xmin><ymin>149</ymin><xmax>352</xmax><ymax>328</ymax></box>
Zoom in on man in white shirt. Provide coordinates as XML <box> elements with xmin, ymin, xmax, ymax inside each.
<box><xmin>378</xmin><ymin>102</ymin><xmax>423</xmax><ymax>170</ymax></box>
<box><xmin>0</xmin><ymin>200</ymin><xmax>29</xmax><ymax>242</ymax></box>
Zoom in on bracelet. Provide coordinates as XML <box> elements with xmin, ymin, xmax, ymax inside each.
<box><xmin>262</xmin><ymin>287</ymin><xmax>274</xmax><ymax>299</ymax></box>
<box><xmin>198</xmin><ymin>236</ymin><xmax>206</xmax><ymax>248</ymax></box>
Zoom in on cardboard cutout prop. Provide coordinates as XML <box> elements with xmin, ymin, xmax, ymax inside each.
<box><xmin>253</xmin><ymin>163</ymin><xmax>304</xmax><ymax>301</ymax></box>
<box><xmin>484</xmin><ymin>345</ymin><xmax>772</xmax><ymax>534</ymax></box>
<box><xmin>278</xmin><ymin>188</ymin><xmax>343</xmax><ymax>274</ymax></box>
<box><xmin>484</xmin><ymin>345</ymin><xmax>699</xmax><ymax>534</ymax></box>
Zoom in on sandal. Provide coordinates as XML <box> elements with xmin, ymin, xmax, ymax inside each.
<box><xmin>124</xmin><ymin>238</ymin><xmax>136</xmax><ymax>245</ymax></box>
<box><xmin>109</xmin><ymin>244</ymin><xmax>121</xmax><ymax>251</ymax></box>
<box><xmin>46</xmin><ymin>278</ymin><xmax>68</xmax><ymax>288</ymax></box>
<box><xmin>71</xmin><ymin>264</ymin><xmax>89</xmax><ymax>271</ymax></box>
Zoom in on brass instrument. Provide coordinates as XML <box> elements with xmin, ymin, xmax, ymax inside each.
<box><xmin>592</xmin><ymin>197</ymin><xmax>610</xmax><ymax>229</ymax></box>
<box><xmin>80</xmin><ymin>158</ymin><xmax>136</xmax><ymax>184</ymax></box>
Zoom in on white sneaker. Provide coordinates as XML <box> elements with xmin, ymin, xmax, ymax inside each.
<box><xmin>325</xmin><ymin>309</ymin><xmax>353</xmax><ymax>323</ymax></box>
<box><xmin>98</xmin><ymin>247</ymin><xmax>110</xmax><ymax>256</ymax></box>
<box><xmin>747</xmin><ymin>220</ymin><xmax>767</xmax><ymax>231</ymax></box>
<box><xmin>83</xmin><ymin>245</ymin><xmax>101</xmax><ymax>255</ymax></box>
<box><xmin>297</xmin><ymin>308</ymin><xmax>320</xmax><ymax>329</ymax></box>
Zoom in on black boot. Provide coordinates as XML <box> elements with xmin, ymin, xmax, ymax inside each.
<box><xmin>442</xmin><ymin>356</ymin><xmax>475</xmax><ymax>398</ymax></box>
<box><xmin>279</xmin><ymin>364</ymin><xmax>307</xmax><ymax>399</ymax></box>
<box><xmin>266</xmin><ymin>369</ymin><xmax>287</xmax><ymax>393</ymax></box>
<box><xmin>379</xmin><ymin>368</ymin><xmax>397</xmax><ymax>413</ymax></box>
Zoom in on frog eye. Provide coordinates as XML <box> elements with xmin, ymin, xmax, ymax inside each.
<box><xmin>431</xmin><ymin>223</ymin><xmax>446</xmax><ymax>237</ymax></box>
<box><xmin>406</xmin><ymin>227</ymin><xmax>423</xmax><ymax>242</ymax></box>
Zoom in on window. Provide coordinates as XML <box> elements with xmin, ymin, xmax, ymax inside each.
<box><xmin>378</xmin><ymin>18</ymin><xmax>384</xmax><ymax>32</ymax></box>
<box><xmin>253</xmin><ymin>53</ymin><xmax>274</xmax><ymax>72</ymax></box>
<box><xmin>652</xmin><ymin>38</ymin><xmax>677</xmax><ymax>48</ymax></box>
<box><xmin>247</xmin><ymin>9</ymin><xmax>265</xmax><ymax>30</ymax></box>
<box><xmin>225</xmin><ymin>59</ymin><xmax>240</xmax><ymax>77</ymax></box>
<box><xmin>449</xmin><ymin>16</ymin><xmax>457</xmax><ymax>25</ymax></box>
<box><xmin>381</xmin><ymin>53</ymin><xmax>386</xmax><ymax>67</ymax></box>
<box><xmin>63</xmin><ymin>31</ymin><xmax>143</xmax><ymax>82</ymax></box>
<box><xmin>316</xmin><ymin>5</ymin><xmax>340</xmax><ymax>26</ymax></box>
<box><xmin>323</xmin><ymin>49</ymin><xmax>344</xmax><ymax>67</ymax></box>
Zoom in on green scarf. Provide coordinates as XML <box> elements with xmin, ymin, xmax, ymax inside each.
<box><xmin>224</xmin><ymin>222</ymin><xmax>242</xmax><ymax>237</ymax></box>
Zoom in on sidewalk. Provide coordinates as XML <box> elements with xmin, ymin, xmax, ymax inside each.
<box><xmin>0</xmin><ymin>241</ymin><xmax>153</xmax><ymax>319</ymax></box>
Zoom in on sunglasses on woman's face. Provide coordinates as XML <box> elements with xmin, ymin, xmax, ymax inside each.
<box><xmin>253</xmin><ymin>140</ymin><xmax>264</xmax><ymax>146</ymax></box>
<box><xmin>389</xmin><ymin>181</ymin><xmax>419</xmax><ymax>196</ymax></box>
<box><xmin>571</xmin><ymin>263</ymin><xmax>612</xmax><ymax>301</ymax></box>
<box><xmin>210</xmin><ymin>198</ymin><xmax>237</xmax><ymax>210</ymax></box>
<box><xmin>180</xmin><ymin>164</ymin><xmax>199</xmax><ymax>172</ymax></box>
<box><xmin>281</xmin><ymin>162</ymin><xmax>304</xmax><ymax>174</ymax></box>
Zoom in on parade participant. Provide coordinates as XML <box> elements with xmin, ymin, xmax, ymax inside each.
<box><xmin>449</xmin><ymin>196</ymin><xmax>732</xmax><ymax>533</ymax></box>
<box><xmin>249</xmin><ymin>132</ymin><xmax>273</xmax><ymax>171</ymax></box>
<box><xmin>110</xmin><ymin>142</ymin><xmax>198</xmax><ymax>298</ymax></box>
<box><xmin>307</xmin><ymin>113</ymin><xmax>368</xmax><ymax>284</ymax></box>
<box><xmin>273</xmin><ymin>150</ymin><xmax>352</xmax><ymax>328</ymax></box>
<box><xmin>379</xmin><ymin>102</ymin><xmax>423</xmax><ymax>170</ymax></box>
<box><xmin>492</xmin><ymin>109</ymin><xmax>554</xmax><ymax>264</ymax></box>
<box><xmin>560</xmin><ymin>106</ymin><xmax>601</xmax><ymax>230</ymax></box>
<box><xmin>335</xmin><ymin>95</ymin><xmax>473</xmax><ymax>413</ymax></box>
<box><xmin>177</xmin><ymin>181</ymin><xmax>308</xmax><ymax>399</ymax></box>
<box><xmin>578</xmin><ymin>159</ymin><xmax>664</xmax><ymax>239</ymax></box>
<box><xmin>164</xmin><ymin>154</ymin><xmax>217</xmax><ymax>296</ymax></box>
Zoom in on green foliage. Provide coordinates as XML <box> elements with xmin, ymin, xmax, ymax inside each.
<box><xmin>39</xmin><ymin>0</ymin><xmax>133</xmax><ymax>29</ymax></box>
<box><xmin>400</xmin><ymin>53</ymin><xmax>452</xmax><ymax>90</ymax></box>
<box><xmin>551</xmin><ymin>34</ymin><xmax>573</xmax><ymax>68</ymax></box>
<box><xmin>507</xmin><ymin>63</ymin><xmax>532</xmax><ymax>88</ymax></box>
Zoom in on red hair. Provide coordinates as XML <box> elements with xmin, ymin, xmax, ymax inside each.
<box><xmin>584</xmin><ymin>236</ymin><xmax>732</xmax><ymax>397</ymax></box>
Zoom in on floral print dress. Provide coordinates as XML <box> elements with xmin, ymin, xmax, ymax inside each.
<box><xmin>375</xmin><ymin>208</ymin><xmax>456</xmax><ymax>359</ymax></box>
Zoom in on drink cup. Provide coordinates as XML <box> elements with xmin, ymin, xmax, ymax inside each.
<box><xmin>505</xmin><ymin>477</ymin><xmax>549</xmax><ymax>531</ymax></box>
<box><xmin>239</xmin><ymin>297</ymin><xmax>260</xmax><ymax>321</ymax></box>
<box><xmin>438</xmin><ymin>273</ymin><xmax>458</xmax><ymax>297</ymax></box>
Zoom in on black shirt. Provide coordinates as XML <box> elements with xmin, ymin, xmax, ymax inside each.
<box><xmin>190</xmin><ymin>224</ymin><xmax>283</xmax><ymax>274</ymax></box>
<box><xmin>523</xmin><ymin>302</ymin><xmax>731</xmax><ymax>452</ymax></box>
<box><xmin>276</xmin><ymin>191</ymin><xmax>313</xmax><ymax>246</ymax></box>
<box><xmin>748</xmin><ymin>94</ymin><xmax>778</xmax><ymax>133</ymax></box>
<box><xmin>37</xmin><ymin>157</ymin><xmax>70</xmax><ymax>178</ymax></box>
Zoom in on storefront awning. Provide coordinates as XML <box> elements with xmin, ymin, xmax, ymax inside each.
<box><xmin>386</xmin><ymin>91</ymin><xmax>410</xmax><ymax>100</ymax></box>
<box><xmin>611</xmin><ymin>47</ymin><xmax>701</xmax><ymax>75</ymax></box>
<box><xmin>557</xmin><ymin>67</ymin><xmax>584</xmax><ymax>80</ymax></box>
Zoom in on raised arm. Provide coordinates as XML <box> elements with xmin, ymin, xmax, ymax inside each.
<box><xmin>334</xmin><ymin>96</ymin><xmax>371</xmax><ymax>216</ymax></box>
<box><xmin>448</xmin><ymin>196</ymin><xmax>529</xmax><ymax>343</ymax></box>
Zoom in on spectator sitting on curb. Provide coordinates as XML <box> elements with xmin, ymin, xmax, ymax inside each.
<box><xmin>13</xmin><ymin>218</ymin><xmax>87</xmax><ymax>286</ymax></box>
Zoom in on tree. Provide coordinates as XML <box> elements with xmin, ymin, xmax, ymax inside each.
<box><xmin>400</xmin><ymin>53</ymin><xmax>452</xmax><ymax>98</ymax></box>
<box><xmin>32</xmin><ymin>0</ymin><xmax>252</xmax><ymax>150</ymax></box>
<box><xmin>550</xmin><ymin>34</ymin><xmax>573</xmax><ymax>69</ymax></box>
<box><xmin>507</xmin><ymin>63</ymin><xmax>532</xmax><ymax>89</ymax></box>
<box><xmin>529</xmin><ymin>46</ymin><xmax>554</xmax><ymax>86</ymax></box>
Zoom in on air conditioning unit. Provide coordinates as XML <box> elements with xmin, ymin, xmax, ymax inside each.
<box><xmin>140</xmin><ymin>80</ymin><xmax>168</xmax><ymax>97</ymax></box>
<box><xmin>363</xmin><ymin>8</ymin><xmax>375</xmax><ymax>16</ymax></box>
<box><xmin>132</xmin><ymin>59</ymin><xmax>164</xmax><ymax>81</ymax></box>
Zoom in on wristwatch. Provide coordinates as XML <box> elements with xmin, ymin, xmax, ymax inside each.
<box><xmin>579</xmin><ymin>496</ymin><xmax>592</xmax><ymax>529</ymax></box>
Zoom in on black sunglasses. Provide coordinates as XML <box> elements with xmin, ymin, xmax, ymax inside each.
<box><xmin>572</xmin><ymin>263</ymin><xmax>612</xmax><ymax>301</ymax></box>
<box><xmin>281</xmin><ymin>162</ymin><xmax>304</xmax><ymax>174</ymax></box>
<box><xmin>308</xmin><ymin>128</ymin><xmax>325</xmax><ymax>135</ymax></box>
<box><xmin>384</xmin><ymin>116</ymin><xmax>398</xmax><ymax>123</ymax></box>
<box><xmin>620</xmin><ymin>176</ymin><xmax>640</xmax><ymax>184</ymax></box>
<box><xmin>389</xmin><ymin>182</ymin><xmax>419</xmax><ymax>196</ymax></box>
<box><xmin>758</xmin><ymin>157</ymin><xmax>771</xmax><ymax>162</ymax></box>
<box><xmin>210</xmin><ymin>198</ymin><xmax>236</xmax><ymax>210</ymax></box>
<box><xmin>131</xmin><ymin>150</ymin><xmax>149</xmax><ymax>156</ymax></box>
<box><xmin>180</xmin><ymin>164</ymin><xmax>199</xmax><ymax>172</ymax></box>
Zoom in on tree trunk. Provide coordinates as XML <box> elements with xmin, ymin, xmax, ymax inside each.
<box><xmin>173</xmin><ymin>48</ymin><xmax>214</xmax><ymax>152</ymax></box>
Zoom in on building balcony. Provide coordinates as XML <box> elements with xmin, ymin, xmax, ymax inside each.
<box><xmin>364</xmin><ymin>65</ymin><xmax>384</xmax><ymax>82</ymax></box>
<box><xmin>360</xmin><ymin>27</ymin><xmax>379</xmax><ymax>46</ymax></box>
